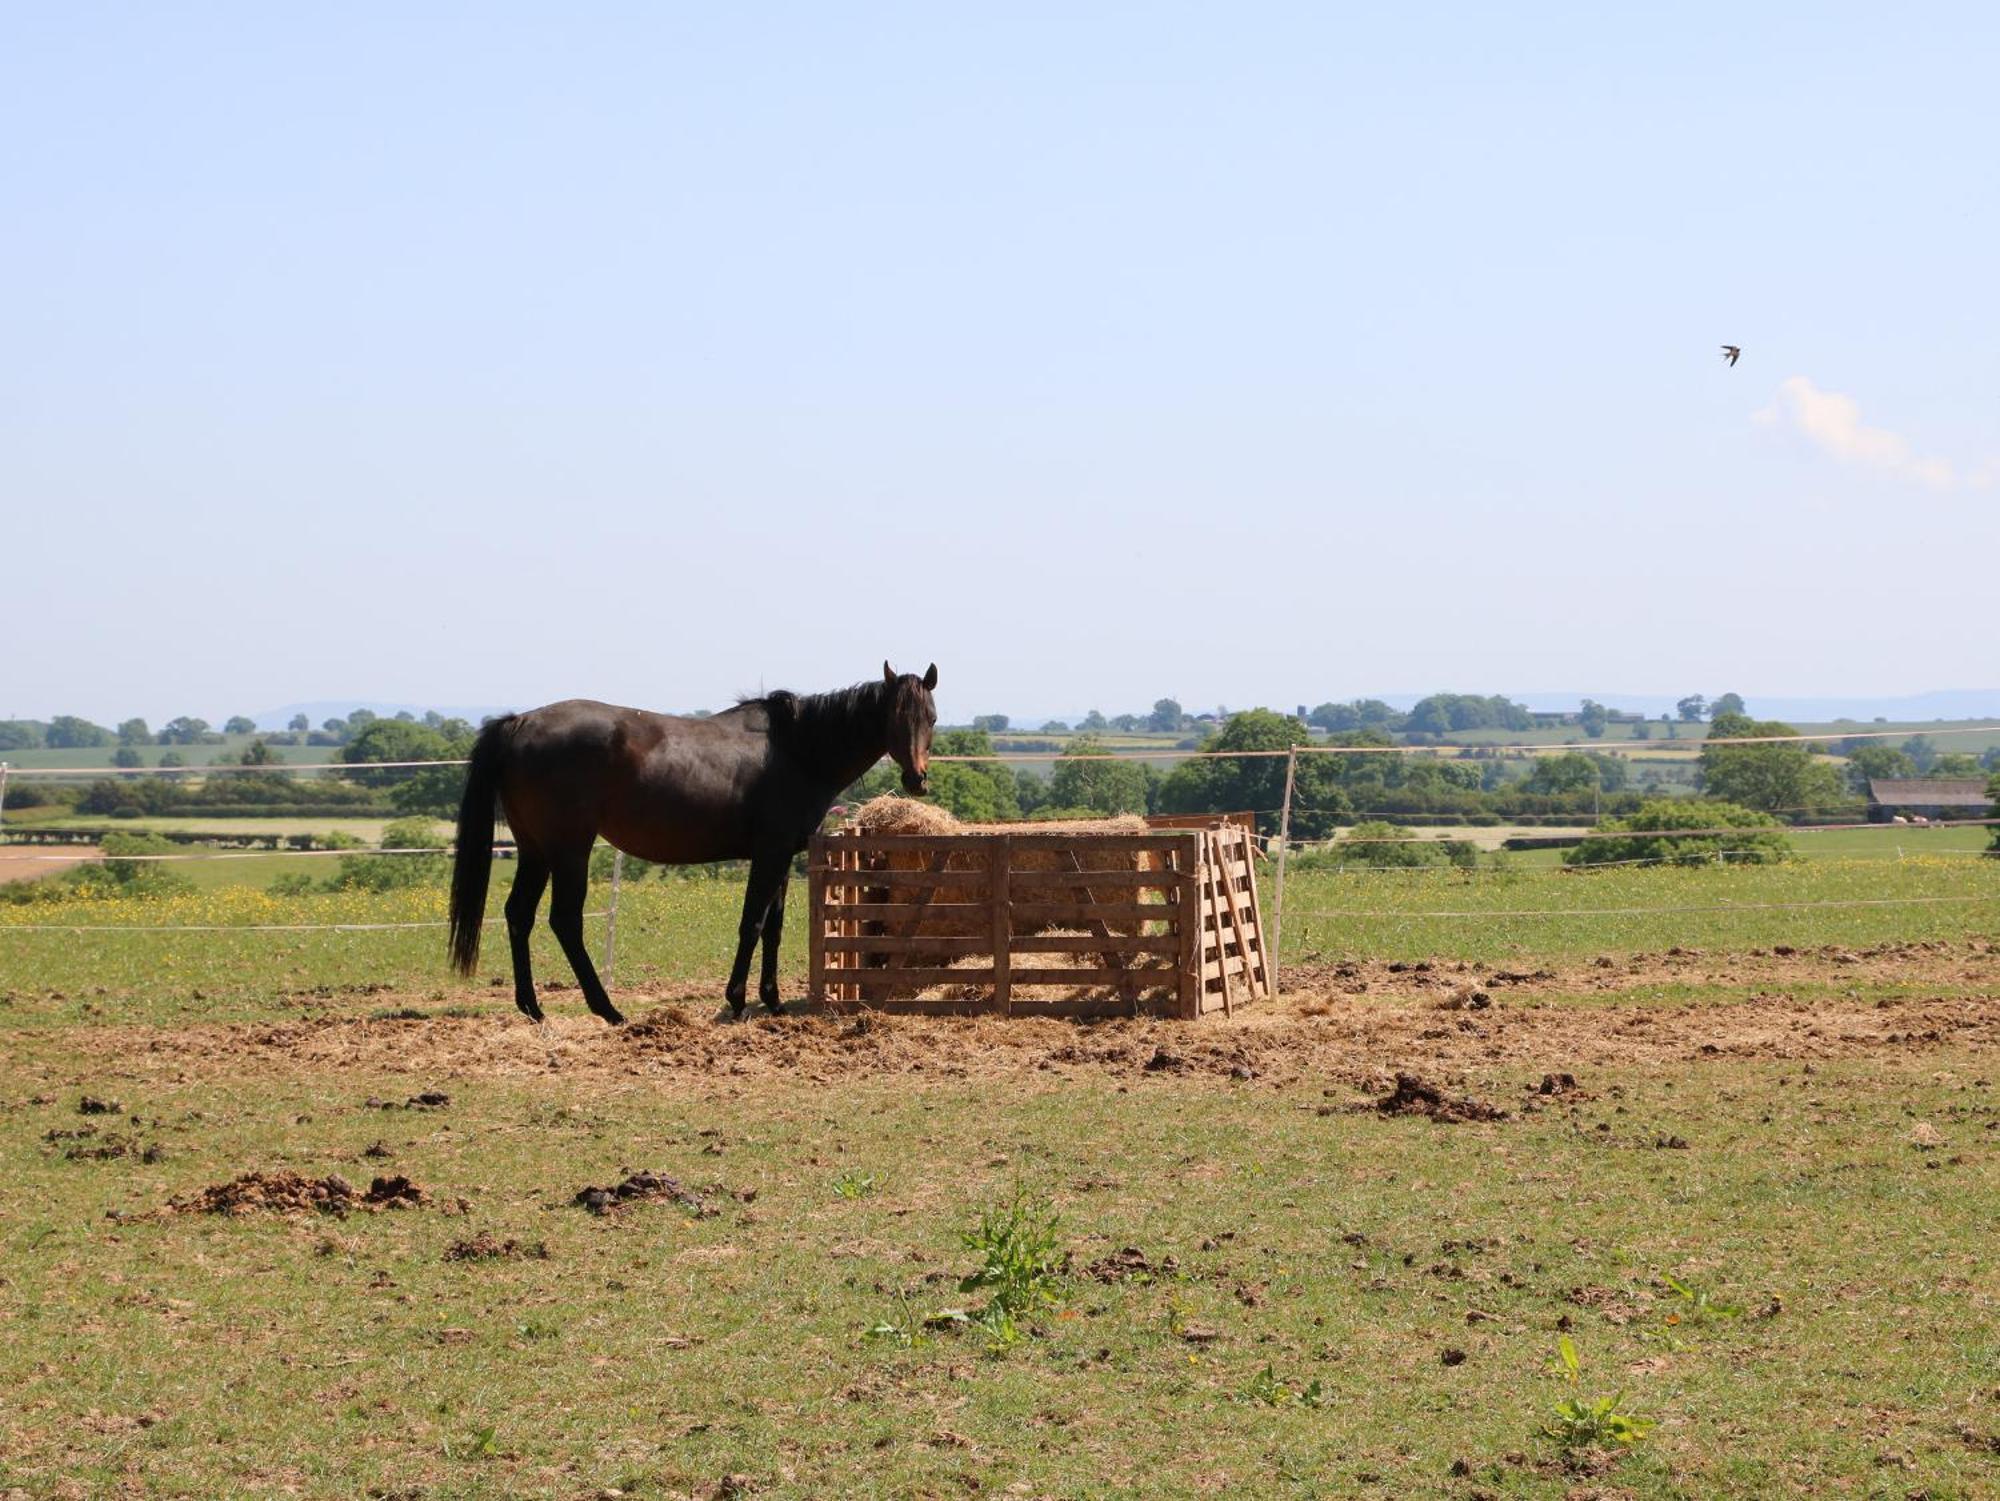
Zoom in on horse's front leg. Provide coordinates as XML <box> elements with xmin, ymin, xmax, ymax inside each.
<box><xmin>757</xmin><ymin>880</ymin><xmax>787</xmax><ymax>1013</ymax></box>
<box><xmin>725</xmin><ymin>849</ymin><xmax>789</xmax><ymax>1018</ymax></box>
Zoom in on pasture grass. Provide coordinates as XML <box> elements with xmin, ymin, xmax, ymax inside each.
<box><xmin>3</xmin><ymin>857</ymin><xmax>1997</xmax><ymax>1025</ymax></box>
<box><xmin>1284</xmin><ymin>855</ymin><xmax>2000</xmax><ymax>964</ymax></box>
<box><xmin>0</xmin><ymin>858</ymin><xmax>1995</xmax><ymax>1496</ymax></box>
<box><xmin>1</xmin><ymin>1022</ymin><xmax>1993</xmax><ymax>1497</ymax></box>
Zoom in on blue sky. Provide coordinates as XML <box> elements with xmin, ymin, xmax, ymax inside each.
<box><xmin>5</xmin><ymin>3</ymin><xmax>1995</xmax><ymax>726</ymax></box>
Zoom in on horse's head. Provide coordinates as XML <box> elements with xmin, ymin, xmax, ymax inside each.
<box><xmin>883</xmin><ymin>661</ymin><xmax>939</xmax><ymax>796</ymax></box>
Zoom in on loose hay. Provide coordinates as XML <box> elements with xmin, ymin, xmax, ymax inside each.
<box><xmin>846</xmin><ymin>796</ymin><xmax>962</xmax><ymax>836</ymax></box>
<box><xmin>845</xmin><ymin>797</ymin><xmax>1150</xmax><ymax>839</ymax></box>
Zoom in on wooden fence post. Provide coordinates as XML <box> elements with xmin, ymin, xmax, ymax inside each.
<box><xmin>1177</xmin><ymin>834</ymin><xmax>1203</xmax><ymax>1018</ymax></box>
<box><xmin>601</xmin><ymin>847</ymin><xmax>625</xmax><ymax>982</ymax></box>
<box><xmin>1270</xmin><ymin>747</ymin><xmax>1296</xmax><ymax>990</ymax></box>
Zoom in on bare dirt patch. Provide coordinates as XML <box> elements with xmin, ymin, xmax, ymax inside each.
<box><xmin>53</xmin><ymin>1129</ymin><xmax>166</xmax><ymax>1162</ymax></box>
<box><xmin>1081</xmin><ymin>1247</ymin><xmax>1180</xmax><ymax>1282</ymax></box>
<box><xmin>443</xmin><ymin>1231</ymin><xmax>548</xmax><ymax>1262</ymax></box>
<box><xmin>0</xmin><ymin>844</ymin><xmax>97</xmax><ymax>886</ymax></box>
<box><xmin>31</xmin><ymin>940</ymin><xmax>1999</xmax><ymax>1094</ymax></box>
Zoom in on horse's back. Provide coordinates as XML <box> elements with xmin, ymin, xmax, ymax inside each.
<box><xmin>503</xmin><ymin>699</ymin><xmax>636</xmax><ymax>775</ymax></box>
<box><xmin>497</xmin><ymin>699</ymin><xmax>769</xmax><ymax>863</ymax></box>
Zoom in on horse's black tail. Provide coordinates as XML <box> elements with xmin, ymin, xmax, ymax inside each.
<box><xmin>449</xmin><ymin>717</ymin><xmax>513</xmax><ymax>976</ymax></box>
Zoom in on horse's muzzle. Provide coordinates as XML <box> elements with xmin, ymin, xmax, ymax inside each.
<box><xmin>901</xmin><ymin>770</ymin><xmax>929</xmax><ymax>797</ymax></box>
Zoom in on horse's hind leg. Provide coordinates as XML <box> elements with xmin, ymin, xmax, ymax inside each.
<box><xmin>549</xmin><ymin>849</ymin><xmax>625</xmax><ymax>1025</ymax></box>
<box><xmin>505</xmin><ymin>851</ymin><xmax>551</xmax><ymax>1022</ymax></box>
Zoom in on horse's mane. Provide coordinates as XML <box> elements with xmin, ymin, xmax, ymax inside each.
<box><xmin>738</xmin><ymin>679</ymin><xmax>892</xmax><ymax>746</ymax></box>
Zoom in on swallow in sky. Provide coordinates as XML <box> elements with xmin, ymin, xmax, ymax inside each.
<box><xmin>1720</xmin><ymin>345</ymin><xmax>1741</xmax><ymax>366</ymax></box>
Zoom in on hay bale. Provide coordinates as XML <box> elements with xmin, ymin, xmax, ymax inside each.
<box><xmin>831</xmin><ymin>800</ymin><xmax>1171</xmax><ymax>1001</ymax></box>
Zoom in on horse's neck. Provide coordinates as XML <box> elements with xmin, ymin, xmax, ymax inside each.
<box><xmin>786</xmin><ymin>688</ymin><xmax>892</xmax><ymax>794</ymax></box>
<box><xmin>819</xmin><ymin>732</ymin><xmax>892</xmax><ymax>794</ymax></box>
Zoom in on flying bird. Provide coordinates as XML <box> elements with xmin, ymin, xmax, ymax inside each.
<box><xmin>1720</xmin><ymin>345</ymin><xmax>1741</xmax><ymax>366</ymax></box>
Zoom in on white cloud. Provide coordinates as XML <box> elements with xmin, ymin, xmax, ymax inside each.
<box><xmin>1754</xmin><ymin>376</ymin><xmax>1958</xmax><ymax>489</ymax></box>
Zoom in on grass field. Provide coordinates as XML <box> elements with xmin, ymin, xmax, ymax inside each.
<box><xmin>1</xmin><ymin>859</ymin><xmax>1995</xmax><ymax>1497</ymax></box>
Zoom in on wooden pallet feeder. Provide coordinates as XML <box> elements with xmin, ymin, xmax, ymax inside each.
<box><xmin>807</xmin><ymin>820</ymin><xmax>1270</xmax><ymax>1018</ymax></box>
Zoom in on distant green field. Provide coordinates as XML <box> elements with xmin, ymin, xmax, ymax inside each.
<box><xmin>1440</xmin><ymin>723</ymin><xmax>1707</xmax><ymax>746</ymax></box>
<box><xmin>1482</xmin><ymin>823</ymin><xmax>1992</xmax><ymax>869</ymax></box>
<box><xmin>0</xmin><ymin>734</ymin><xmax>346</xmax><ymax>772</ymax></box>
<box><xmin>1793</xmin><ymin>720</ymin><xmax>2000</xmax><ymax>758</ymax></box>
<box><xmin>1441</xmin><ymin>718</ymin><xmax>2000</xmax><ymax>753</ymax></box>
<box><xmin>11</xmin><ymin>815</ymin><xmax>429</xmax><ymax>842</ymax></box>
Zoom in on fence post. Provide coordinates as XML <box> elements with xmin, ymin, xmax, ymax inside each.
<box><xmin>1270</xmin><ymin>747</ymin><xmax>1297</xmax><ymax>989</ymax></box>
<box><xmin>0</xmin><ymin>762</ymin><xmax>10</xmax><ymax>846</ymax></box>
<box><xmin>602</xmin><ymin>847</ymin><xmax>625</xmax><ymax>982</ymax></box>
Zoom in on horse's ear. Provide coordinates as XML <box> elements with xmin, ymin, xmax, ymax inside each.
<box><xmin>883</xmin><ymin>660</ymin><xmax>896</xmax><ymax>686</ymax></box>
<box><xmin>922</xmin><ymin>663</ymin><xmax>938</xmax><ymax>690</ymax></box>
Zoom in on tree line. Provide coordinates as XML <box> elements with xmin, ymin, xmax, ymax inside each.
<box><xmin>0</xmin><ymin>707</ymin><xmax>478</xmax><ymax>756</ymax></box>
<box><xmin>849</xmin><ymin>709</ymin><xmax>2000</xmax><ymax>836</ymax></box>
<box><xmin>959</xmin><ymin>690</ymin><xmax>1761</xmax><ymax>744</ymax></box>
<box><xmin>14</xmin><ymin>702</ymin><xmax>1995</xmax><ymax>845</ymax></box>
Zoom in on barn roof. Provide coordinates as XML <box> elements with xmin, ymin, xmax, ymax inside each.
<box><xmin>1867</xmin><ymin>778</ymin><xmax>1990</xmax><ymax>808</ymax></box>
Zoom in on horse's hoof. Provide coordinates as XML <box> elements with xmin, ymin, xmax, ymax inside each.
<box><xmin>763</xmin><ymin>998</ymin><xmax>785</xmax><ymax>1016</ymax></box>
<box><xmin>514</xmin><ymin>999</ymin><xmax>546</xmax><ymax>1024</ymax></box>
<box><xmin>596</xmin><ymin>1007</ymin><xmax>626</xmax><ymax>1027</ymax></box>
<box><xmin>727</xmin><ymin>998</ymin><xmax>747</xmax><ymax>1019</ymax></box>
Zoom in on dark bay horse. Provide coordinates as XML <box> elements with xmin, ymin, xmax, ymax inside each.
<box><xmin>449</xmin><ymin>663</ymin><xmax>938</xmax><ymax>1023</ymax></box>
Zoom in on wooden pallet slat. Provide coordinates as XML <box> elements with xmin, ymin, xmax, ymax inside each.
<box><xmin>992</xmin><ymin>835</ymin><xmax>1012</xmax><ymax>1017</ymax></box>
<box><xmin>807</xmin><ymin>866</ymin><xmax>991</xmax><ymax>890</ymax></box>
<box><xmin>1203</xmin><ymin>832</ymin><xmax>1235</xmax><ymax>1017</ymax></box>
<box><xmin>825</xmin><ymin>935</ymin><xmax>993</xmax><ymax>956</ymax></box>
<box><xmin>808</xmin><ymin>824</ymin><xmax>1267</xmax><ymax>1017</ymax></box>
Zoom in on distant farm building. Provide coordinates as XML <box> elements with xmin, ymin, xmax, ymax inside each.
<box><xmin>1866</xmin><ymin>778</ymin><xmax>1989</xmax><ymax>823</ymax></box>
